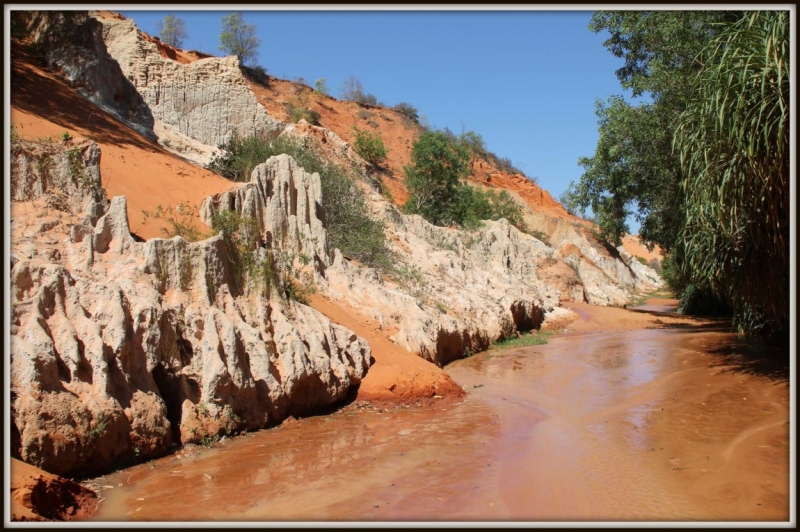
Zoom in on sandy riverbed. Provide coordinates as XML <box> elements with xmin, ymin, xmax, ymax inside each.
<box><xmin>79</xmin><ymin>299</ymin><xmax>789</xmax><ymax>522</ymax></box>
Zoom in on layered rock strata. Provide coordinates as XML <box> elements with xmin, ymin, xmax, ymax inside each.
<box><xmin>94</xmin><ymin>13</ymin><xmax>283</xmax><ymax>161</ymax></box>
<box><xmin>202</xmin><ymin>155</ymin><xmax>557</xmax><ymax>367</ymax></box>
<box><xmin>24</xmin><ymin>11</ymin><xmax>157</xmax><ymax>141</ymax></box>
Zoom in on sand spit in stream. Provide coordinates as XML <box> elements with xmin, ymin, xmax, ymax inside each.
<box><xmin>83</xmin><ymin>300</ymin><xmax>789</xmax><ymax>522</ymax></box>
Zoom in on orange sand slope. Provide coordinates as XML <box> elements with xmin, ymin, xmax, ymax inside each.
<box><xmin>84</xmin><ymin>11</ymin><xmax>584</xmax><ymax>226</ymax></box>
<box><xmin>10</xmin><ymin>458</ymin><xmax>98</xmax><ymax>521</ymax></box>
<box><xmin>622</xmin><ymin>234</ymin><xmax>663</xmax><ymax>262</ymax></box>
<box><xmin>10</xmin><ymin>52</ymin><xmax>237</xmax><ymax>240</ymax></box>
<box><xmin>310</xmin><ymin>295</ymin><xmax>466</xmax><ymax>406</ymax></box>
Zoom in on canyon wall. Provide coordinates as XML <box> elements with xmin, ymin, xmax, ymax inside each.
<box><xmin>10</xmin><ymin>139</ymin><xmax>369</xmax><ymax>477</ymax></box>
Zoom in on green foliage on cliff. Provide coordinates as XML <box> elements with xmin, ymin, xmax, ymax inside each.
<box><xmin>207</xmin><ymin>134</ymin><xmax>391</xmax><ymax>270</ymax></box>
<box><xmin>403</xmin><ymin>131</ymin><xmax>527</xmax><ymax>233</ymax></box>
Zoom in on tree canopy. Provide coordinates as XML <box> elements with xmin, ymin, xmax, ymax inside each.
<box><xmin>219</xmin><ymin>12</ymin><xmax>261</xmax><ymax>66</ymax></box>
<box><xmin>155</xmin><ymin>14</ymin><xmax>188</xmax><ymax>49</ymax></box>
<box><xmin>573</xmin><ymin>10</ymin><xmax>789</xmax><ymax>334</ymax></box>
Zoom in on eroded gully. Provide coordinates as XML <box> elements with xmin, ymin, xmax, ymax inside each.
<box><xmin>88</xmin><ymin>309</ymin><xmax>790</xmax><ymax>522</ymax></box>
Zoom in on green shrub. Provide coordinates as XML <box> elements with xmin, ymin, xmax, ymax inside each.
<box><xmin>635</xmin><ymin>255</ymin><xmax>649</xmax><ymax>266</ymax></box>
<box><xmin>394</xmin><ymin>102</ymin><xmax>419</xmax><ymax>123</ymax></box>
<box><xmin>678</xmin><ymin>284</ymin><xmax>730</xmax><ymax>317</ymax></box>
<box><xmin>290</xmin><ymin>106</ymin><xmax>321</xmax><ymax>125</ymax></box>
<box><xmin>352</xmin><ymin>126</ymin><xmax>388</xmax><ymax>166</ymax></box>
<box><xmin>403</xmin><ymin>131</ymin><xmax>527</xmax><ymax>231</ymax></box>
<box><xmin>492</xmin><ymin>330</ymin><xmax>554</xmax><ymax>350</ymax></box>
<box><xmin>288</xmin><ymin>91</ymin><xmax>320</xmax><ymax>126</ymax></box>
<box><xmin>208</xmin><ymin>134</ymin><xmax>391</xmax><ymax>270</ymax></box>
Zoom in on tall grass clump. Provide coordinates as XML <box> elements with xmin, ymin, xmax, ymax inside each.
<box><xmin>674</xmin><ymin>11</ymin><xmax>789</xmax><ymax>334</ymax></box>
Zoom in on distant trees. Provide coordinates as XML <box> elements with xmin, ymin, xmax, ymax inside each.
<box><xmin>155</xmin><ymin>14</ymin><xmax>188</xmax><ymax>48</ymax></box>
<box><xmin>219</xmin><ymin>12</ymin><xmax>261</xmax><ymax>66</ymax></box>
<box><xmin>340</xmin><ymin>75</ymin><xmax>377</xmax><ymax>105</ymax></box>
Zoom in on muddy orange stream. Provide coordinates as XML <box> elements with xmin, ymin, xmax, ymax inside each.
<box><xmin>88</xmin><ymin>326</ymin><xmax>789</xmax><ymax>522</ymax></box>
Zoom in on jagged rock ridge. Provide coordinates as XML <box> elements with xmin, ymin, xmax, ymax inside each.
<box><xmin>10</xmin><ymin>139</ymin><xmax>370</xmax><ymax>477</ymax></box>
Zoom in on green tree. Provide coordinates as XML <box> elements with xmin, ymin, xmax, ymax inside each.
<box><xmin>155</xmin><ymin>14</ymin><xmax>188</xmax><ymax>48</ymax></box>
<box><xmin>573</xmin><ymin>11</ymin><xmax>739</xmax><ymax>251</ymax></box>
<box><xmin>403</xmin><ymin>131</ymin><xmax>471</xmax><ymax>226</ymax></box>
<box><xmin>576</xmin><ymin>10</ymin><xmax>788</xmax><ymax>334</ymax></box>
<box><xmin>219</xmin><ymin>12</ymin><xmax>261</xmax><ymax>66</ymax></box>
<box><xmin>574</xmin><ymin>96</ymin><xmax>684</xmax><ymax>248</ymax></box>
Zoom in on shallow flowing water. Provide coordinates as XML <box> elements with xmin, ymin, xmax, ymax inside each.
<box><xmin>88</xmin><ymin>322</ymin><xmax>789</xmax><ymax>522</ymax></box>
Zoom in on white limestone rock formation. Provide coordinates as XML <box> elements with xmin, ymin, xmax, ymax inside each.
<box><xmin>94</xmin><ymin>13</ymin><xmax>283</xmax><ymax>162</ymax></box>
<box><xmin>24</xmin><ymin>11</ymin><xmax>156</xmax><ymax>141</ymax></box>
<box><xmin>10</xmin><ymin>140</ymin><xmax>369</xmax><ymax>478</ymax></box>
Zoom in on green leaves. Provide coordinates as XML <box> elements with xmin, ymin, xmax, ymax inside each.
<box><xmin>219</xmin><ymin>12</ymin><xmax>260</xmax><ymax>67</ymax></box>
<box><xmin>674</xmin><ymin>10</ymin><xmax>789</xmax><ymax>333</ymax></box>
<box><xmin>352</xmin><ymin>126</ymin><xmax>388</xmax><ymax>166</ymax></box>
<box><xmin>155</xmin><ymin>14</ymin><xmax>188</xmax><ymax>49</ymax></box>
<box><xmin>403</xmin><ymin>131</ymin><xmax>527</xmax><ymax>232</ymax></box>
<box><xmin>403</xmin><ymin>130</ymin><xmax>471</xmax><ymax>226</ymax></box>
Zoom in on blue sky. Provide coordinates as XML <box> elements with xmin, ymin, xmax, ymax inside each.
<box><xmin>120</xmin><ymin>9</ymin><xmax>641</xmax><ymax>232</ymax></box>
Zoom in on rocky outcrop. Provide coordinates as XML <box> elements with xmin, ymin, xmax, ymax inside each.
<box><xmin>199</xmin><ymin>154</ymin><xmax>331</xmax><ymax>270</ymax></box>
<box><xmin>10</xmin><ymin>140</ymin><xmax>369</xmax><ymax>477</ymax></box>
<box><xmin>200</xmin><ymin>155</ymin><xmax>557</xmax><ymax>367</ymax></box>
<box><xmin>94</xmin><ymin>13</ymin><xmax>283</xmax><ymax>161</ymax></box>
<box><xmin>25</xmin><ymin>11</ymin><xmax>156</xmax><ymax>141</ymax></box>
<box><xmin>525</xmin><ymin>210</ymin><xmax>663</xmax><ymax>305</ymax></box>
<box><xmin>272</xmin><ymin>119</ymin><xmax>662</xmax><ymax>310</ymax></box>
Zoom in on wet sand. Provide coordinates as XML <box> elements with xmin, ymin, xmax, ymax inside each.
<box><xmin>86</xmin><ymin>302</ymin><xmax>790</xmax><ymax>522</ymax></box>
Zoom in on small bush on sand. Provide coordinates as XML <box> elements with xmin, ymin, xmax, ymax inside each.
<box><xmin>352</xmin><ymin>126</ymin><xmax>388</xmax><ymax>166</ymax></box>
<box><xmin>394</xmin><ymin>102</ymin><xmax>419</xmax><ymax>123</ymax></box>
<box><xmin>141</xmin><ymin>202</ymin><xmax>202</xmax><ymax>242</ymax></box>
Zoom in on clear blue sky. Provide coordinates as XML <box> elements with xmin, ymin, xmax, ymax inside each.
<box><xmin>120</xmin><ymin>9</ymin><xmax>641</xmax><ymax>232</ymax></box>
